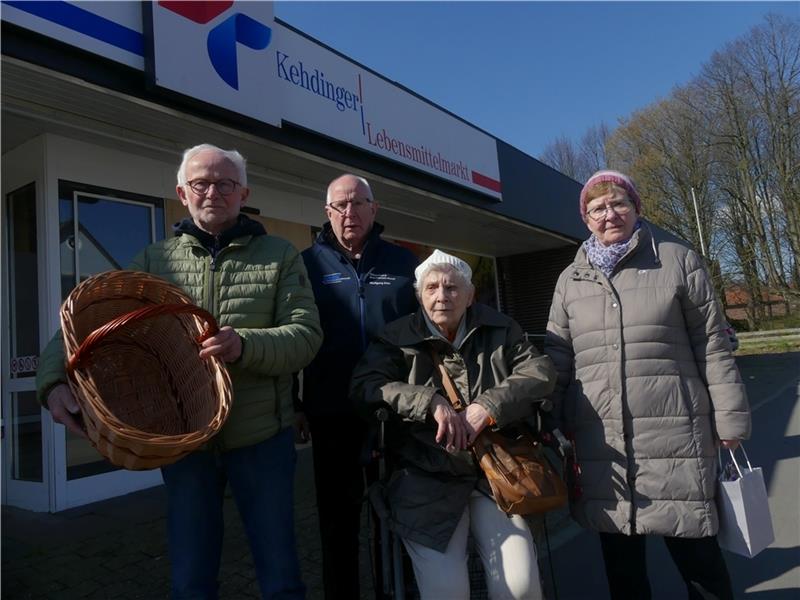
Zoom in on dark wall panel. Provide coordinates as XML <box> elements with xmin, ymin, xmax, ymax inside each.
<box><xmin>497</xmin><ymin>245</ymin><xmax>579</xmax><ymax>347</ymax></box>
<box><xmin>494</xmin><ymin>141</ymin><xmax>586</xmax><ymax>240</ymax></box>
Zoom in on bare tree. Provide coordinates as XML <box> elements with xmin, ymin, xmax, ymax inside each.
<box><xmin>608</xmin><ymin>14</ymin><xmax>799</xmax><ymax>325</ymax></box>
<box><xmin>698</xmin><ymin>15</ymin><xmax>799</xmax><ymax>303</ymax></box>
<box><xmin>738</xmin><ymin>15</ymin><xmax>800</xmax><ymax>290</ymax></box>
<box><xmin>538</xmin><ymin>135</ymin><xmax>584</xmax><ymax>181</ymax></box>
<box><xmin>540</xmin><ymin>123</ymin><xmax>613</xmax><ymax>183</ymax></box>
<box><xmin>579</xmin><ymin>123</ymin><xmax>611</xmax><ymax>175</ymax></box>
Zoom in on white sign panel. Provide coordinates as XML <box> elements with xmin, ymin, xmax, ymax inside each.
<box><xmin>272</xmin><ymin>23</ymin><xmax>502</xmax><ymax>199</ymax></box>
<box><xmin>148</xmin><ymin>1</ymin><xmax>281</xmax><ymax>127</ymax></box>
<box><xmin>1</xmin><ymin>0</ymin><xmax>145</xmax><ymax>69</ymax></box>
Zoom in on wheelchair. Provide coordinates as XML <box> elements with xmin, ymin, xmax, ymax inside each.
<box><xmin>362</xmin><ymin>407</ymin><xmax>573</xmax><ymax>600</ymax></box>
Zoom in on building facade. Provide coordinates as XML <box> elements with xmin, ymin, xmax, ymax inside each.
<box><xmin>1</xmin><ymin>1</ymin><xmax>584</xmax><ymax>512</ymax></box>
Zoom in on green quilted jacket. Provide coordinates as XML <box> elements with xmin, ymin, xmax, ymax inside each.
<box><xmin>37</xmin><ymin>225</ymin><xmax>322</xmax><ymax>451</ymax></box>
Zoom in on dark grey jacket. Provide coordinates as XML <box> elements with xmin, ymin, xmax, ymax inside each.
<box><xmin>350</xmin><ymin>303</ymin><xmax>556</xmax><ymax>551</ymax></box>
<box><xmin>545</xmin><ymin>222</ymin><xmax>750</xmax><ymax>538</ymax></box>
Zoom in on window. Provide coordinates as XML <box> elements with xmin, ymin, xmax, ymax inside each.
<box><xmin>58</xmin><ymin>181</ymin><xmax>165</xmax><ymax>479</ymax></box>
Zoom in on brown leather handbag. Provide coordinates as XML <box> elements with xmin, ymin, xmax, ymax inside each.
<box><xmin>431</xmin><ymin>350</ymin><xmax>567</xmax><ymax>515</ymax></box>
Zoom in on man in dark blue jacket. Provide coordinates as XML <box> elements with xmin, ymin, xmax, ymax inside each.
<box><xmin>298</xmin><ymin>174</ymin><xmax>418</xmax><ymax>600</ymax></box>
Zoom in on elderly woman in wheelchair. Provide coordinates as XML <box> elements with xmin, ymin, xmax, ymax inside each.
<box><xmin>351</xmin><ymin>250</ymin><xmax>556</xmax><ymax>600</ymax></box>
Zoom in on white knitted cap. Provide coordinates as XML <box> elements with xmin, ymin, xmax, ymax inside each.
<box><xmin>414</xmin><ymin>249</ymin><xmax>472</xmax><ymax>283</ymax></box>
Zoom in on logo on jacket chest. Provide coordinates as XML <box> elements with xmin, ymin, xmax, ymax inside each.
<box><xmin>321</xmin><ymin>272</ymin><xmax>352</xmax><ymax>285</ymax></box>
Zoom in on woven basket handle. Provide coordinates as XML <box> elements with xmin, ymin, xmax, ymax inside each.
<box><xmin>68</xmin><ymin>303</ymin><xmax>219</xmax><ymax>373</ymax></box>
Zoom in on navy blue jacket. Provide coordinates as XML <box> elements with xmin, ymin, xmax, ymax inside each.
<box><xmin>301</xmin><ymin>222</ymin><xmax>419</xmax><ymax>417</ymax></box>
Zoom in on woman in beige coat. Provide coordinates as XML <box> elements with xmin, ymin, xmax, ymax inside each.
<box><xmin>544</xmin><ymin>170</ymin><xmax>750</xmax><ymax>600</ymax></box>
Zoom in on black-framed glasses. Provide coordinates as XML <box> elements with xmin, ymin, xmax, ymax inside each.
<box><xmin>586</xmin><ymin>199</ymin><xmax>633</xmax><ymax>221</ymax></box>
<box><xmin>187</xmin><ymin>179</ymin><xmax>240</xmax><ymax>196</ymax></box>
<box><xmin>326</xmin><ymin>198</ymin><xmax>372</xmax><ymax>215</ymax></box>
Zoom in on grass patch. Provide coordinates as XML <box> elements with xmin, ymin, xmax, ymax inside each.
<box><xmin>736</xmin><ymin>338</ymin><xmax>800</xmax><ymax>356</ymax></box>
<box><xmin>730</xmin><ymin>312</ymin><xmax>800</xmax><ymax>332</ymax></box>
<box><xmin>761</xmin><ymin>313</ymin><xmax>800</xmax><ymax>330</ymax></box>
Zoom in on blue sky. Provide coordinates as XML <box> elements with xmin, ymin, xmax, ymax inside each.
<box><xmin>276</xmin><ymin>1</ymin><xmax>799</xmax><ymax>159</ymax></box>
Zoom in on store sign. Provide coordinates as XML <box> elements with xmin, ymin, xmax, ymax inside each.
<box><xmin>148</xmin><ymin>1</ymin><xmax>281</xmax><ymax>127</ymax></box>
<box><xmin>273</xmin><ymin>24</ymin><xmax>502</xmax><ymax>199</ymax></box>
<box><xmin>2</xmin><ymin>1</ymin><xmax>502</xmax><ymax>199</ymax></box>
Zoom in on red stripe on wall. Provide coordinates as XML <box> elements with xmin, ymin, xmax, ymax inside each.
<box><xmin>471</xmin><ymin>171</ymin><xmax>502</xmax><ymax>193</ymax></box>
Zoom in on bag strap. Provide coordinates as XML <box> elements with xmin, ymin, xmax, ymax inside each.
<box><xmin>429</xmin><ymin>347</ymin><xmax>464</xmax><ymax>411</ymax></box>
<box><xmin>729</xmin><ymin>444</ymin><xmax>752</xmax><ymax>474</ymax></box>
<box><xmin>718</xmin><ymin>443</ymin><xmax>752</xmax><ymax>479</ymax></box>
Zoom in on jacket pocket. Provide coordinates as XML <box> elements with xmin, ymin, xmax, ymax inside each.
<box><xmin>678</xmin><ymin>376</ymin><xmax>695</xmax><ymax>418</ymax></box>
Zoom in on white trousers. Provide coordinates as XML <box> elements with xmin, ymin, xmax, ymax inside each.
<box><xmin>401</xmin><ymin>491</ymin><xmax>542</xmax><ymax>600</ymax></box>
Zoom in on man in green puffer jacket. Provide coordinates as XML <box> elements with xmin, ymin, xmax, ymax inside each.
<box><xmin>36</xmin><ymin>144</ymin><xmax>322</xmax><ymax>600</ymax></box>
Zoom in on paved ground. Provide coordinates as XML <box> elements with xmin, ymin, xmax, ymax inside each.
<box><xmin>0</xmin><ymin>441</ymin><xmax>568</xmax><ymax>600</ymax></box>
<box><xmin>3</xmin><ymin>353</ymin><xmax>797</xmax><ymax>599</ymax></box>
<box><xmin>541</xmin><ymin>351</ymin><xmax>800</xmax><ymax>599</ymax></box>
<box><xmin>2</xmin><ymin>443</ymin><xmax>383</xmax><ymax>599</ymax></box>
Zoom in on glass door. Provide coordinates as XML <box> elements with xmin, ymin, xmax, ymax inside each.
<box><xmin>53</xmin><ymin>181</ymin><xmax>166</xmax><ymax>508</ymax></box>
<box><xmin>2</xmin><ymin>144</ymin><xmax>170</xmax><ymax>512</ymax></box>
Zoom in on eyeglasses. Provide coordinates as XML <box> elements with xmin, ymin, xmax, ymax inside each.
<box><xmin>187</xmin><ymin>179</ymin><xmax>240</xmax><ymax>196</ymax></box>
<box><xmin>326</xmin><ymin>198</ymin><xmax>372</xmax><ymax>215</ymax></box>
<box><xmin>586</xmin><ymin>199</ymin><xmax>633</xmax><ymax>221</ymax></box>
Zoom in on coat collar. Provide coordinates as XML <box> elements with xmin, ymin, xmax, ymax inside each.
<box><xmin>174</xmin><ymin>214</ymin><xmax>265</xmax><ymax>252</ymax></box>
<box><xmin>318</xmin><ymin>221</ymin><xmax>385</xmax><ymax>249</ymax></box>
<box><xmin>391</xmin><ymin>303</ymin><xmax>508</xmax><ymax>348</ymax></box>
<box><xmin>572</xmin><ymin>219</ymin><xmax>659</xmax><ymax>281</ymax></box>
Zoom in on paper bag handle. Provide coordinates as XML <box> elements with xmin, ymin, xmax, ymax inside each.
<box><xmin>719</xmin><ymin>443</ymin><xmax>753</xmax><ymax>479</ymax></box>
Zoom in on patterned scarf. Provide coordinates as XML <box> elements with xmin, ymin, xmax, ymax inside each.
<box><xmin>583</xmin><ymin>221</ymin><xmax>641</xmax><ymax>277</ymax></box>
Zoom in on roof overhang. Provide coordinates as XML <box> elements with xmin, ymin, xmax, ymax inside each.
<box><xmin>2</xmin><ymin>57</ymin><xmax>575</xmax><ymax>256</ymax></box>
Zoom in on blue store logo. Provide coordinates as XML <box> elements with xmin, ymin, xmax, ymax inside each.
<box><xmin>207</xmin><ymin>13</ymin><xmax>272</xmax><ymax>90</ymax></box>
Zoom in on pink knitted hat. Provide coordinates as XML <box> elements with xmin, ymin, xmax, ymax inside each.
<box><xmin>579</xmin><ymin>170</ymin><xmax>642</xmax><ymax>218</ymax></box>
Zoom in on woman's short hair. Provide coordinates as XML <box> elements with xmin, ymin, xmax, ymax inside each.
<box><xmin>584</xmin><ymin>181</ymin><xmax>629</xmax><ymax>203</ymax></box>
<box><xmin>176</xmin><ymin>144</ymin><xmax>248</xmax><ymax>187</ymax></box>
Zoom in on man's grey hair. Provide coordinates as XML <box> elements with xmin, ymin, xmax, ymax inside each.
<box><xmin>326</xmin><ymin>174</ymin><xmax>374</xmax><ymax>204</ymax></box>
<box><xmin>177</xmin><ymin>144</ymin><xmax>248</xmax><ymax>187</ymax></box>
<box><xmin>413</xmin><ymin>263</ymin><xmax>474</xmax><ymax>296</ymax></box>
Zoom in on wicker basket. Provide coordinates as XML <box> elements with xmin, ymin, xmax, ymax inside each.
<box><xmin>61</xmin><ymin>270</ymin><xmax>232</xmax><ymax>470</ymax></box>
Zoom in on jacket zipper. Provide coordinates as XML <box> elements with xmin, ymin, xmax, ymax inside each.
<box><xmin>578</xmin><ymin>268</ymin><xmax>639</xmax><ymax>531</ymax></box>
<box><xmin>201</xmin><ymin>237</ymin><xmax>221</xmax><ymax>453</ymax></box>
<box><xmin>343</xmin><ymin>242</ymin><xmax>374</xmax><ymax>353</ymax></box>
<box><xmin>357</xmin><ymin>267</ymin><xmax>377</xmax><ymax>352</ymax></box>
<box><xmin>206</xmin><ymin>236</ymin><xmax>221</xmax><ymax>316</ymax></box>
<box><xmin>601</xmin><ymin>276</ymin><xmax>638</xmax><ymax>531</ymax></box>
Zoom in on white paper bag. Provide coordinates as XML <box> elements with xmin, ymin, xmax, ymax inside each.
<box><xmin>716</xmin><ymin>445</ymin><xmax>774</xmax><ymax>558</ymax></box>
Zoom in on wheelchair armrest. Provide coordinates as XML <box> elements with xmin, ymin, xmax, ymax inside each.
<box><xmin>550</xmin><ymin>428</ymin><xmax>573</xmax><ymax>458</ymax></box>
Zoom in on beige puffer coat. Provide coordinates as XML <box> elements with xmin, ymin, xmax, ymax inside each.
<box><xmin>545</xmin><ymin>222</ymin><xmax>750</xmax><ymax>538</ymax></box>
